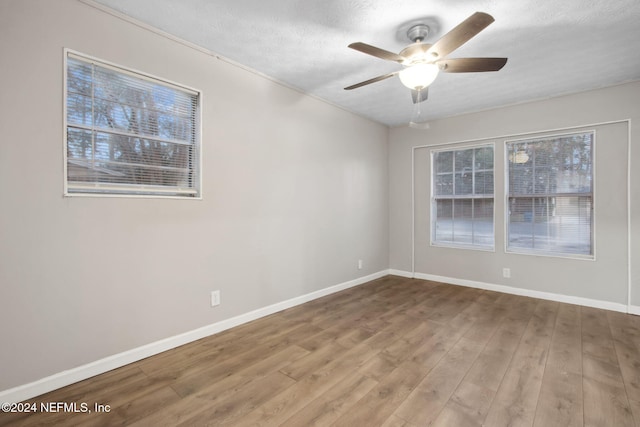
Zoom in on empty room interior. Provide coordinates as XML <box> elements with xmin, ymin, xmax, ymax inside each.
<box><xmin>1</xmin><ymin>0</ymin><xmax>640</xmax><ymax>426</ymax></box>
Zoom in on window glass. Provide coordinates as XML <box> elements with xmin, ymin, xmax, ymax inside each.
<box><xmin>506</xmin><ymin>132</ymin><xmax>594</xmax><ymax>257</ymax></box>
<box><xmin>432</xmin><ymin>144</ymin><xmax>494</xmax><ymax>250</ymax></box>
<box><xmin>65</xmin><ymin>51</ymin><xmax>201</xmax><ymax>197</ymax></box>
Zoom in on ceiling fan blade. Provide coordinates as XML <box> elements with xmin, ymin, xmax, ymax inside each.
<box><xmin>344</xmin><ymin>71</ymin><xmax>399</xmax><ymax>90</ymax></box>
<box><xmin>426</xmin><ymin>12</ymin><xmax>495</xmax><ymax>60</ymax></box>
<box><xmin>411</xmin><ymin>88</ymin><xmax>429</xmax><ymax>104</ymax></box>
<box><xmin>348</xmin><ymin>42</ymin><xmax>405</xmax><ymax>63</ymax></box>
<box><xmin>437</xmin><ymin>57</ymin><xmax>507</xmax><ymax>72</ymax></box>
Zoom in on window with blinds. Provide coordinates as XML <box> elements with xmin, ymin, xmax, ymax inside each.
<box><xmin>506</xmin><ymin>132</ymin><xmax>594</xmax><ymax>258</ymax></box>
<box><xmin>432</xmin><ymin>144</ymin><xmax>494</xmax><ymax>250</ymax></box>
<box><xmin>65</xmin><ymin>51</ymin><xmax>201</xmax><ymax>197</ymax></box>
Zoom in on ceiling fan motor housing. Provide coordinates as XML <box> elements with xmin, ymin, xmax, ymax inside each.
<box><xmin>399</xmin><ymin>43</ymin><xmax>432</xmax><ymax>64</ymax></box>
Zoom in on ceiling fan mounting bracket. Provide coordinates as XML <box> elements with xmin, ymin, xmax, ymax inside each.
<box><xmin>406</xmin><ymin>24</ymin><xmax>430</xmax><ymax>43</ymax></box>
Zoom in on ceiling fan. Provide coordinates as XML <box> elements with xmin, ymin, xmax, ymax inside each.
<box><xmin>344</xmin><ymin>12</ymin><xmax>508</xmax><ymax>105</ymax></box>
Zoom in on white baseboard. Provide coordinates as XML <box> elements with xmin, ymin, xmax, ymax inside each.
<box><xmin>396</xmin><ymin>270</ymin><xmax>630</xmax><ymax>314</ymax></box>
<box><xmin>388</xmin><ymin>269</ymin><xmax>414</xmax><ymax>278</ymax></box>
<box><xmin>629</xmin><ymin>305</ymin><xmax>640</xmax><ymax>316</ymax></box>
<box><xmin>0</xmin><ymin>270</ymin><xmax>388</xmax><ymax>403</ymax></box>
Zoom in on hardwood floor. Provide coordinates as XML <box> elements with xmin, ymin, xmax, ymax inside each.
<box><xmin>2</xmin><ymin>276</ymin><xmax>639</xmax><ymax>426</ymax></box>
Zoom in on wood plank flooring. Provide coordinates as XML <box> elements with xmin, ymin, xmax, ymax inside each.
<box><xmin>2</xmin><ymin>275</ymin><xmax>639</xmax><ymax>426</ymax></box>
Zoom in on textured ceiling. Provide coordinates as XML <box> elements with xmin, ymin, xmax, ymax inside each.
<box><xmin>92</xmin><ymin>0</ymin><xmax>640</xmax><ymax>127</ymax></box>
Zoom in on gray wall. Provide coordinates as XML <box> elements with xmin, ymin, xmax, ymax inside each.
<box><xmin>0</xmin><ymin>0</ymin><xmax>389</xmax><ymax>391</ymax></box>
<box><xmin>389</xmin><ymin>82</ymin><xmax>640</xmax><ymax>308</ymax></box>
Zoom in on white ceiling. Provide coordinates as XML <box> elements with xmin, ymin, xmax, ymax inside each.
<box><xmin>92</xmin><ymin>0</ymin><xmax>640</xmax><ymax>127</ymax></box>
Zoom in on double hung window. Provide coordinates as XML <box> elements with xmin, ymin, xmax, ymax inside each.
<box><xmin>65</xmin><ymin>51</ymin><xmax>201</xmax><ymax>197</ymax></box>
<box><xmin>432</xmin><ymin>145</ymin><xmax>494</xmax><ymax>250</ymax></box>
<box><xmin>506</xmin><ymin>132</ymin><xmax>594</xmax><ymax>258</ymax></box>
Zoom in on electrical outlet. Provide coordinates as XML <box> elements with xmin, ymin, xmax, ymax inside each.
<box><xmin>358</xmin><ymin>259</ymin><xmax>363</xmax><ymax>270</ymax></box>
<box><xmin>211</xmin><ymin>290</ymin><xmax>220</xmax><ymax>307</ymax></box>
<box><xmin>502</xmin><ymin>268</ymin><xmax>511</xmax><ymax>278</ymax></box>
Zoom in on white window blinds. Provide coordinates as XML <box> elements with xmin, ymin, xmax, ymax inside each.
<box><xmin>506</xmin><ymin>132</ymin><xmax>594</xmax><ymax>257</ymax></box>
<box><xmin>65</xmin><ymin>52</ymin><xmax>200</xmax><ymax>197</ymax></box>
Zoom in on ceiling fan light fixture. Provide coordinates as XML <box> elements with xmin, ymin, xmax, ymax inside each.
<box><xmin>399</xmin><ymin>63</ymin><xmax>439</xmax><ymax>90</ymax></box>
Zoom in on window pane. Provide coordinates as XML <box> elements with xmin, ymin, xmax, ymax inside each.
<box><xmin>66</xmin><ymin>92</ymin><xmax>92</xmax><ymax>127</ymax></box>
<box><xmin>454</xmin><ymin>170</ymin><xmax>473</xmax><ymax>195</ymax></box>
<box><xmin>435</xmin><ymin>173</ymin><xmax>453</xmax><ymax>196</ymax></box>
<box><xmin>434</xmin><ymin>198</ymin><xmax>494</xmax><ymax>248</ymax></box>
<box><xmin>475</xmin><ymin>146</ymin><xmax>494</xmax><ymax>170</ymax></box>
<box><xmin>508</xmin><ymin>196</ymin><xmax>592</xmax><ymax>255</ymax></box>
<box><xmin>434</xmin><ymin>151</ymin><xmax>453</xmax><ymax>173</ymax></box>
<box><xmin>67</xmin><ymin>131</ymin><xmax>193</xmax><ymax>188</ymax></box>
<box><xmin>454</xmin><ymin>148</ymin><xmax>474</xmax><ymax>172</ymax></box>
<box><xmin>474</xmin><ymin>171</ymin><xmax>494</xmax><ymax>195</ymax></box>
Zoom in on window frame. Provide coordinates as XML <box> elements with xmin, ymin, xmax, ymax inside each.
<box><xmin>63</xmin><ymin>49</ymin><xmax>202</xmax><ymax>199</ymax></box>
<box><xmin>430</xmin><ymin>142</ymin><xmax>495</xmax><ymax>251</ymax></box>
<box><xmin>504</xmin><ymin>131</ymin><xmax>595</xmax><ymax>260</ymax></box>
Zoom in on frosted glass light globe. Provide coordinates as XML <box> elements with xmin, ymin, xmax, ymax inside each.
<box><xmin>399</xmin><ymin>63</ymin><xmax>439</xmax><ymax>90</ymax></box>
